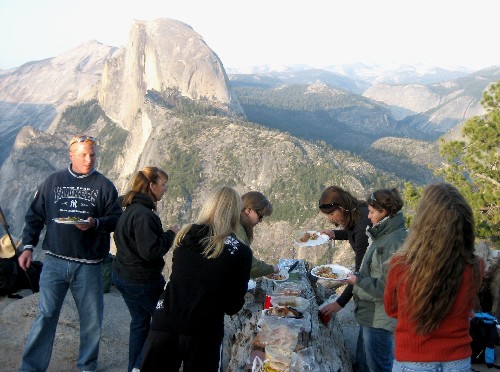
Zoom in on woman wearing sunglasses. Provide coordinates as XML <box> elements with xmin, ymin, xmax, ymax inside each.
<box><xmin>346</xmin><ymin>188</ymin><xmax>406</xmax><ymax>372</ymax></box>
<box><xmin>237</xmin><ymin>191</ymin><xmax>279</xmax><ymax>278</ymax></box>
<box><xmin>318</xmin><ymin>186</ymin><xmax>370</xmax><ymax>317</ymax></box>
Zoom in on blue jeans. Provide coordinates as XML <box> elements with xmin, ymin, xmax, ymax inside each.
<box><xmin>112</xmin><ymin>269</ymin><xmax>165</xmax><ymax>372</ymax></box>
<box><xmin>355</xmin><ymin>325</ymin><xmax>394</xmax><ymax>372</ymax></box>
<box><xmin>392</xmin><ymin>358</ymin><xmax>470</xmax><ymax>372</ymax></box>
<box><xmin>20</xmin><ymin>254</ymin><xmax>103</xmax><ymax>372</ymax></box>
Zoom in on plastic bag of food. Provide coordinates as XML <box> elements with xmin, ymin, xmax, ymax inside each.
<box><xmin>265</xmin><ymin>346</ymin><xmax>293</xmax><ymax>372</ymax></box>
<box><xmin>290</xmin><ymin>347</ymin><xmax>317</xmax><ymax>371</ymax></box>
<box><xmin>253</xmin><ymin>321</ymin><xmax>300</xmax><ymax>350</ymax></box>
<box><xmin>259</xmin><ymin>308</ymin><xmax>312</xmax><ymax>333</ymax></box>
<box><xmin>270</xmin><ymin>296</ymin><xmax>310</xmax><ymax>313</ymax></box>
<box><xmin>273</xmin><ymin>281</ymin><xmax>307</xmax><ymax>297</ymax></box>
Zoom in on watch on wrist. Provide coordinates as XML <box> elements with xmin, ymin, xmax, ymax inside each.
<box><xmin>22</xmin><ymin>246</ymin><xmax>34</xmax><ymax>252</ymax></box>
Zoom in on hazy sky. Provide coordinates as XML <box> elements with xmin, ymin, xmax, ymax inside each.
<box><xmin>0</xmin><ymin>0</ymin><xmax>498</xmax><ymax>71</ymax></box>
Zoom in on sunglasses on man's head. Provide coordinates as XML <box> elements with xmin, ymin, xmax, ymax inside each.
<box><xmin>318</xmin><ymin>203</ymin><xmax>341</xmax><ymax>214</ymax></box>
<box><xmin>69</xmin><ymin>135</ymin><xmax>96</xmax><ymax>147</ymax></box>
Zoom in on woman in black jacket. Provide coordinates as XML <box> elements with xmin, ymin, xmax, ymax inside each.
<box><xmin>318</xmin><ymin>186</ymin><xmax>370</xmax><ymax>317</ymax></box>
<box><xmin>112</xmin><ymin>166</ymin><xmax>179</xmax><ymax>372</ymax></box>
<box><xmin>141</xmin><ymin>185</ymin><xmax>252</xmax><ymax>372</ymax></box>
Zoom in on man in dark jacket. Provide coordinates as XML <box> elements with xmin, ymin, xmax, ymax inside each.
<box><xmin>18</xmin><ymin>134</ymin><xmax>122</xmax><ymax>372</ymax></box>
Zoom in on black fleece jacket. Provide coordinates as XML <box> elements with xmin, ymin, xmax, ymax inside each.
<box><xmin>113</xmin><ymin>193</ymin><xmax>175</xmax><ymax>282</ymax></box>
<box><xmin>150</xmin><ymin>224</ymin><xmax>252</xmax><ymax>339</ymax></box>
<box><xmin>333</xmin><ymin>205</ymin><xmax>370</xmax><ymax>307</ymax></box>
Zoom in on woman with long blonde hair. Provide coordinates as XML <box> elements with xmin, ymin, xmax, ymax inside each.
<box><xmin>141</xmin><ymin>185</ymin><xmax>252</xmax><ymax>372</ymax></box>
<box><xmin>384</xmin><ymin>183</ymin><xmax>482</xmax><ymax>372</ymax></box>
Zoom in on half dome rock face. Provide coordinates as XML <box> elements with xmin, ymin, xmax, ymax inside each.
<box><xmin>99</xmin><ymin>18</ymin><xmax>242</xmax><ymax>130</ymax></box>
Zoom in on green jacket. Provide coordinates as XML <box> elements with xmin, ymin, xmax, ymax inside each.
<box><xmin>236</xmin><ymin>224</ymin><xmax>274</xmax><ymax>279</ymax></box>
<box><xmin>353</xmin><ymin>211</ymin><xmax>407</xmax><ymax>331</ymax></box>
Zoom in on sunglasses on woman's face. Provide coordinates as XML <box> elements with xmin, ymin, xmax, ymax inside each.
<box><xmin>318</xmin><ymin>203</ymin><xmax>341</xmax><ymax>214</ymax></box>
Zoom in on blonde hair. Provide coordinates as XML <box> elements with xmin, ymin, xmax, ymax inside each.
<box><xmin>174</xmin><ymin>186</ymin><xmax>242</xmax><ymax>259</ymax></box>
<box><xmin>68</xmin><ymin>134</ymin><xmax>96</xmax><ymax>148</ymax></box>
<box><xmin>122</xmin><ymin>167</ymin><xmax>168</xmax><ymax>209</ymax></box>
<box><xmin>390</xmin><ymin>183</ymin><xmax>480</xmax><ymax>334</ymax></box>
<box><xmin>240</xmin><ymin>191</ymin><xmax>273</xmax><ymax>243</ymax></box>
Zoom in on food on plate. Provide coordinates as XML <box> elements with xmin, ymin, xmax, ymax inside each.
<box><xmin>314</xmin><ymin>266</ymin><xmax>341</xmax><ymax>279</ymax></box>
<box><xmin>267</xmin><ymin>306</ymin><xmax>301</xmax><ymax>318</ymax></box>
<box><xmin>265</xmin><ymin>273</ymin><xmax>287</xmax><ymax>281</ymax></box>
<box><xmin>58</xmin><ymin>216</ymin><xmax>82</xmax><ymax>222</ymax></box>
<box><xmin>299</xmin><ymin>231</ymin><xmax>319</xmax><ymax>242</ymax></box>
<box><xmin>270</xmin><ymin>296</ymin><xmax>310</xmax><ymax>312</ymax></box>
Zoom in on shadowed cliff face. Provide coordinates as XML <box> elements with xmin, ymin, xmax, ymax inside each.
<box><xmin>0</xmin><ymin>40</ymin><xmax>116</xmax><ymax>167</ymax></box>
<box><xmin>98</xmin><ymin>18</ymin><xmax>243</xmax><ymax>133</ymax></box>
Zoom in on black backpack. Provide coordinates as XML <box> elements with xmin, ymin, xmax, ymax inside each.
<box><xmin>0</xmin><ymin>256</ymin><xmax>18</xmax><ymax>296</ymax></box>
<box><xmin>470</xmin><ymin>312</ymin><xmax>499</xmax><ymax>368</ymax></box>
<box><xmin>0</xmin><ymin>256</ymin><xmax>42</xmax><ymax>297</ymax></box>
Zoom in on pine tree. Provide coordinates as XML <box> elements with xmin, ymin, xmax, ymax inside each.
<box><xmin>437</xmin><ymin>81</ymin><xmax>500</xmax><ymax>241</ymax></box>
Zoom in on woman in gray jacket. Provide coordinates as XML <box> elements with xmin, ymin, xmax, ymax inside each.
<box><xmin>346</xmin><ymin>188</ymin><xmax>406</xmax><ymax>372</ymax></box>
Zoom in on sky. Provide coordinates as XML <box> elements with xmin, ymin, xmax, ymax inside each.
<box><xmin>0</xmin><ymin>0</ymin><xmax>499</xmax><ymax>71</ymax></box>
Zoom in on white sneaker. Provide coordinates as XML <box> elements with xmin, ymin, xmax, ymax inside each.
<box><xmin>132</xmin><ymin>369</ymin><xmax>140</xmax><ymax>372</ymax></box>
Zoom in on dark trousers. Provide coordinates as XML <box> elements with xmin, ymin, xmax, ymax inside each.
<box><xmin>141</xmin><ymin>330</ymin><xmax>223</xmax><ymax>372</ymax></box>
<box><xmin>112</xmin><ymin>270</ymin><xmax>165</xmax><ymax>372</ymax></box>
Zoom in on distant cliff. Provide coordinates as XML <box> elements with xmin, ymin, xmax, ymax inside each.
<box><xmin>0</xmin><ymin>41</ymin><xmax>115</xmax><ymax>166</ymax></box>
<box><xmin>363</xmin><ymin>66</ymin><xmax>500</xmax><ymax>135</ymax></box>
<box><xmin>98</xmin><ymin>18</ymin><xmax>243</xmax><ymax>131</ymax></box>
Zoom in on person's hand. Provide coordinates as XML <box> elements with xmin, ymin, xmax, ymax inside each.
<box><xmin>170</xmin><ymin>224</ymin><xmax>181</xmax><ymax>234</ymax></box>
<box><xmin>320</xmin><ymin>301</ymin><xmax>343</xmax><ymax>316</ymax></box>
<box><xmin>75</xmin><ymin>217</ymin><xmax>96</xmax><ymax>231</ymax></box>
<box><xmin>18</xmin><ymin>250</ymin><xmax>33</xmax><ymax>271</ymax></box>
<box><xmin>272</xmin><ymin>265</ymin><xmax>279</xmax><ymax>274</ymax></box>
<box><xmin>319</xmin><ymin>229</ymin><xmax>335</xmax><ymax>239</ymax></box>
<box><xmin>346</xmin><ymin>273</ymin><xmax>357</xmax><ymax>285</ymax></box>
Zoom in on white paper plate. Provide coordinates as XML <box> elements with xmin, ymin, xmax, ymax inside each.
<box><xmin>53</xmin><ymin>218</ymin><xmax>90</xmax><ymax>225</ymax></box>
<box><xmin>294</xmin><ymin>231</ymin><xmax>329</xmax><ymax>247</ymax></box>
<box><xmin>270</xmin><ymin>296</ymin><xmax>310</xmax><ymax>312</ymax></box>
<box><xmin>263</xmin><ymin>272</ymin><xmax>289</xmax><ymax>282</ymax></box>
<box><xmin>310</xmin><ymin>264</ymin><xmax>351</xmax><ymax>281</ymax></box>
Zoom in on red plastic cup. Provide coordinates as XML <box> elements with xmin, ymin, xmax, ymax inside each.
<box><xmin>264</xmin><ymin>295</ymin><xmax>272</xmax><ymax>309</ymax></box>
<box><xmin>319</xmin><ymin>311</ymin><xmax>331</xmax><ymax>324</ymax></box>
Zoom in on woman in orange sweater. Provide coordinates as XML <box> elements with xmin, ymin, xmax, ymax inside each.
<box><xmin>384</xmin><ymin>183</ymin><xmax>482</xmax><ymax>372</ymax></box>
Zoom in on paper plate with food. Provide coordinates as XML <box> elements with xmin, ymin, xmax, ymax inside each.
<box><xmin>264</xmin><ymin>305</ymin><xmax>303</xmax><ymax>318</ymax></box>
<box><xmin>263</xmin><ymin>272</ymin><xmax>289</xmax><ymax>283</ymax></box>
<box><xmin>310</xmin><ymin>264</ymin><xmax>351</xmax><ymax>281</ymax></box>
<box><xmin>53</xmin><ymin>217</ymin><xmax>90</xmax><ymax>225</ymax></box>
<box><xmin>270</xmin><ymin>295</ymin><xmax>310</xmax><ymax>312</ymax></box>
<box><xmin>295</xmin><ymin>230</ymin><xmax>329</xmax><ymax>247</ymax></box>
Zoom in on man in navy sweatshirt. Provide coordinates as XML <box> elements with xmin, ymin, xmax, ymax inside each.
<box><xmin>18</xmin><ymin>134</ymin><xmax>122</xmax><ymax>372</ymax></box>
